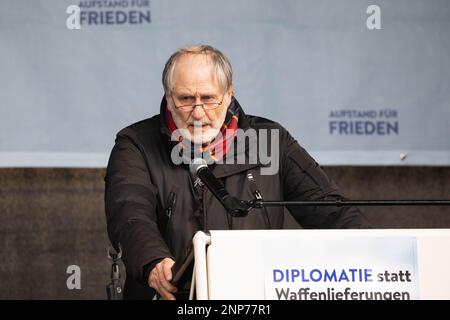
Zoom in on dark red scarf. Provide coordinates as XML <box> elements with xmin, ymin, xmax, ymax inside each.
<box><xmin>165</xmin><ymin>99</ymin><xmax>239</xmax><ymax>162</ymax></box>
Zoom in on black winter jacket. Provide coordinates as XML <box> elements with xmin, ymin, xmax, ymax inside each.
<box><xmin>104</xmin><ymin>98</ymin><xmax>370</xmax><ymax>299</ymax></box>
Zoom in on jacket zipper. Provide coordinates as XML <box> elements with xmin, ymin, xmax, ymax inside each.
<box><xmin>166</xmin><ymin>192</ymin><xmax>177</xmax><ymax>220</ymax></box>
<box><xmin>247</xmin><ymin>173</ymin><xmax>262</xmax><ymax>200</ymax></box>
<box><xmin>202</xmin><ymin>187</ymin><xmax>207</xmax><ymax>231</ymax></box>
<box><xmin>247</xmin><ymin>172</ymin><xmax>271</xmax><ymax>228</ymax></box>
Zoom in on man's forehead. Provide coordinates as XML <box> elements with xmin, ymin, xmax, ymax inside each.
<box><xmin>172</xmin><ymin>54</ymin><xmax>222</xmax><ymax>92</ymax></box>
<box><xmin>177</xmin><ymin>52</ymin><xmax>211</xmax><ymax>65</ymax></box>
<box><xmin>174</xmin><ymin>54</ymin><xmax>212</xmax><ymax>74</ymax></box>
<box><xmin>172</xmin><ymin>86</ymin><xmax>219</xmax><ymax>95</ymax></box>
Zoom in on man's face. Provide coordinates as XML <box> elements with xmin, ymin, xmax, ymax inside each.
<box><xmin>167</xmin><ymin>54</ymin><xmax>232</xmax><ymax>144</ymax></box>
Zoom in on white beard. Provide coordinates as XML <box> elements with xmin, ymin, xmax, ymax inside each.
<box><xmin>186</xmin><ymin>121</ymin><xmax>220</xmax><ymax>144</ymax></box>
<box><xmin>169</xmin><ymin>100</ymin><xmax>229</xmax><ymax>145</ymax></box>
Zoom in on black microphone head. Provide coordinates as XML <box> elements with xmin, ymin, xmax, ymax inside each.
<box><xmin>189</xmin><ymin>158</ymin><xmax>208</xmax><ymax>176</ymax></box>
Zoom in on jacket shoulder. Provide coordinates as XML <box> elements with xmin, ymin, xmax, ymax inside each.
<box><xmin>245</xmin><ymin>114</ymin><xmax>310</xmax><ymax>163</ymax></box>
<box><xmin>245</xmin><ymin>114</ymin><xmax>294</xmax><ymax>144</ymax></box>
<box><xmin>245</xmin><ymin>114</ymin><xmax>286</xmax><ymax>131</ymax></box>
<box><xmin>116</xmin><ymin>115</ymin><xmax>161</xmax><ymax>142</ymax></box>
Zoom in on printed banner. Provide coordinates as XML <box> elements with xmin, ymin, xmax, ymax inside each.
<box><xmin>0</xmin><ymin>0</ymin><xmax>449</xmax><ymax>167</ymax></box>
<box><xmin>263</xmin><ymin>236</ymin><xmax>419</xmax><ymax>300</ymax></box>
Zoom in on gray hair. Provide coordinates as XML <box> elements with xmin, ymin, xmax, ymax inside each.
<box><xmin>162</xmin><ymin>45</ymin><xmax>233</xmax><ymax>95</ymax></box>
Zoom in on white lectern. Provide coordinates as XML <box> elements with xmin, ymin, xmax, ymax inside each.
<box><xmin>192</xmin><ymin>229</ymin><xmax>450</xmax><ymax>300</ymax></box>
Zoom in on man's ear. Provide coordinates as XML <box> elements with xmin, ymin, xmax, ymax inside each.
<box><xmin>228</xmin><ymin>85</ymin><xmax>234</xmax><ymax>97</ymax></box>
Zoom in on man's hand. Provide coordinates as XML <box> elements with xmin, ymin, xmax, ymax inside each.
<box><xmin>148</xmin><ymin>257</ymin><xmax>178</xmax><ymax>300</ymax></box>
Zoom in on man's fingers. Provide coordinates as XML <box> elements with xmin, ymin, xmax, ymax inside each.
<box><xmin>148</xmin><ymin>258</ymin><xmax>178</xmax><ymax>299</ymax></box>
<box><xmin>163</xmin><ymin>259</ymin><xmax>175</xmax><ymax>282</ymax></box>
<box><xmin>158</xmin><ymin>283</ymin><xmax>176</xmax><ymax>300</ymax></box>
<box><xmin>159</xmin><ymin>261</ymin><xmax>178</xmax><ymax>293</ymax></box>
<box><xmin>154</xmin><ymin>277</ymin><xmax>176</xmax><ymax>300</ymax></box>
<box><xmin>160</xmin><ymin>277</ymin><xmax>177</xmax><ymax>293</ymax></box>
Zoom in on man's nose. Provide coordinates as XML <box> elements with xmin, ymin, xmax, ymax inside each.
<box><xmin>191</xmin><ymin>103</ymin><xmax>206</xmax><ymax>119</ymax></box>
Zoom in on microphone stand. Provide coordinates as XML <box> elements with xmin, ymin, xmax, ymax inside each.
<box><xmin>188</xmin><ymin>158</ymin><xmax>450</xmax><ymax>217</ymax></box>
<box><xmin>229</xmin><ymin>199</ymin><xmax>450</xmax><ymax>217</ymax></box>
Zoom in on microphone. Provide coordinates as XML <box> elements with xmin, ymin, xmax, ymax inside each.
<box><xmin>189</xmin><ymin>158</ymin><xmax>250</xmax><ymax>217</ymax></box>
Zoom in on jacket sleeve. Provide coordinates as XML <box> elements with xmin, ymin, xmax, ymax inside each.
<box><xmin>280</xmin><ymin>129</ymin><xmax>371</xmax><ymax>229</ymax></box>
<box><xmin>104</xmin><ymin>128</ymin><xmax>174</xmax><ymax>283</ymax></box>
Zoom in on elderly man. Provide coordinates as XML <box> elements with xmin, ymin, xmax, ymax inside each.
<box><xmin>105</xmin><ymin>45</ymin><xmax>370</xmax><ymax>300</ymax></box>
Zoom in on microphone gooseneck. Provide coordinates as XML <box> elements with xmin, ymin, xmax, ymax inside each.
<box><xmin>189</xmin><ymin>158</ymin><xmax>251</xmax><ymax>217</ymax></box>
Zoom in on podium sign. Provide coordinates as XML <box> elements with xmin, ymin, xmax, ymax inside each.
<box><xmin>263</xmin><ymin>236</ymin><xmax>418</xmax><ymax>300</ymax></box>
<box><xmin>192</xmin><ymin>229</ymin><xmax>450</xmax><ymax>300</ymax></box>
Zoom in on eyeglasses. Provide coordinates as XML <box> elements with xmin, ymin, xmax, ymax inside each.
<box><xmin>172</xmin><ymin>94</ymin><xmax>225</xmax><ymax>112</ymax></box>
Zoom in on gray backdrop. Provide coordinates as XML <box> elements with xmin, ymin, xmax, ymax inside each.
<box><xmin>0</xmin><ymin>0</ymin><xmax>449</xmax><ymax>167</ymax></box>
